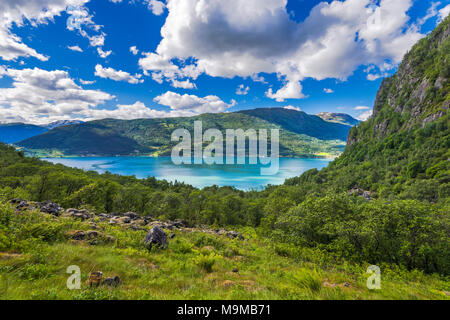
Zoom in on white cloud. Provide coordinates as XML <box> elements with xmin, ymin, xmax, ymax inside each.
<box><xmin>0</xmin><ymin>67</ymin><xmax>114</xmax><ymax>124</ymax></box>
<box><xmin>66</xmin><ymin>4</ymin><xmax>107</xmax><ymax>48</ymax></box>
<box><xmin>366</xmin><ymin>72</ymin><xmax>389</xmax><ymax>81</ymax></box>
<box><xmin>67</xmin><ymin>45</ymin><xmax>83</xmax><ymax>52</ymax></box>
<box><xmin>97</xmin><ymin>47</ymin><xmax>112</xmax><ymax>58</ymax></box>
<box><xmin>95</xmin><ymin>64</ymin><xmax>143</xmax><ymax>84</ymax></box>
<box><xmin>236</xmin><ymin>84</ymin><xmax>250</xmax><ymax>95</ymax></box>
<box><xmin>130</xmin><ymin>46</ymin><xmax>139</xmax><ymax>55</ymax></box>
<box><xmin>250</xmin><ymin>74</ymin><xmax>267</xmax><ymax>83</ymax></box>
<box><xmin>356</xmin><ymin>109</ymin><xmax>373</xmax><ymax>121</ymax></box>
<box><xmin>85</xmin><ymin>101</ymin><xmax>173</xmax><ymax>120</ymax></box>
<box><xmin>154</xmin><ymin>91</ymin><xmax>234</xmax><ymax>115</ymax></box>
<box><xmin>0</xmin><ymin>0</ymin><xmax>90</xmax><ymax>61</ymax></box>
<box><xmin>354</xmin><ymin>106</ymin><xmax>371</xmax><ymax>110</ymax></box>
<box><xmin>438</xmin><ymin>4</ymin><xmax>450</xmax><ymax>22</ymax></box>
<box><xmin>145</xmin><ymin>0</ymin><xmax>166</xmax><ymax>15</ymax></box>
<box><xmin>171</xmin><ymin>79</ymin><xmax>196</xmax><ymax>89</ymax></box>
<box><xmin>417</xmin><ymin>2</ymin><xmax>441</xmax><ymax>26</ymax></box>
<box><xmin>140</xmin><ymin>0</ymin><xmax>426</xmax><ymax>101</ymax></box>
<box><xmin>324</xmin><ymin>88</ymin><xmax>334</xmax><ymax>94</ymax></box>
<box><xmin>284</xmin><ymin>105</ymin><xmax>302</xmax><ymax>112</ymax></box>
<box><xmin>79</xmin><ymin>79</ymin><xmax>95</xmax><ymax>85</ymax></box>
<box><xmin>266</xmin><ymin>81</ymin><xmax>306</xmax><ymax>102</ymax></box>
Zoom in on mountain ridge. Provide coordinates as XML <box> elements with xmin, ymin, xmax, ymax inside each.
<box><xmin>16</xmin><ymin>108</ymin><xmax>350</xmax><ymax>158</ymax></box>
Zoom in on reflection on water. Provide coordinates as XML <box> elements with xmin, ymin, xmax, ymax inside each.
<box><xmin>43</xmin><ymin>156</ymin><xmax>332</xmax><ymax>190</ymax></box>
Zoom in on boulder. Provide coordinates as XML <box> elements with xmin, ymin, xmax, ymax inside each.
<box><xmin>103</xmin><ymin>276</ymin><xmax>121</xmax><ymax>287</ymax></box>
<box><xmin>348</xmin><ymin>187</ymin><xmax>372</xmax><ymax>200</ymax></box>
<box><xmin>118</xmin><ymin>216</ymin><xmax>131</xmax><ymax>224</ymax></box>
<box><xmin>226</xmin><ymin>231</ymin><xmax>244</xmax><ymax>240</ymax></box>
<box><xmin>39</xmin><ymin>201</ymin><xmax>62</xmax><ymax>216</ymax></box>
<box><xmin>144</xmin><ymin>226</ymin><xmax>167</xmax><ymax>250</ymax></box>
<box><xmin>89</xmin><ymin>271</ymin><xmax>103</xmax><ymax>287</ymax></box>
<box><xmin>123</xmin><ymin>212</ymin><xmax>138</xmax><ymax>220</ymax></box>
<box><xmin>63</xmin><ymin>208</ymin><xmax>92</xmax><ymax>221</ymax></box>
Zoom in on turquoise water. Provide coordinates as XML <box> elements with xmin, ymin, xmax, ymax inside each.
<box><xmin>42</xmin><ymin>157</ymin><xmax>332</xmax><ymax>190</ymax></box>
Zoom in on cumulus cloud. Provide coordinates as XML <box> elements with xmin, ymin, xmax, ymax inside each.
<box><xmin>154</xmin><ymin>91</ymin><xmax>235</xmax><ymax>115</ymax></box>
<box><xmin>266</xmin><ymin>81</ymin><xmax>306</xmax><ymax>102</ymax></box>
<box><xmin>94</xmin><ymin>64</ymin><xmax>143</xmax><ymax>84</ymax></box>
<box><xmin>130</xmin><ymin>46</ymin><xmax>139</xmax><ymax>55</ymax></box>
<box><xmin>356</xmin><ymin>109</ymin><xmax>373</xmax><ymax>121</ymax></box>
<box><xmin>0</xmin><ymin>67</ymin><xmax>114</xmax><ymax>124</ymax></box>
<box><xmin>323</xmin><ymin>88</ymin><xmax>334</xmax><ymax>94</ymax></box>
<box><xmin>171</xmin><ymin>79</ymin><xmax>196</xmax><ymax>89</ymax></box>
<box><xmin>236</xmin><ymin>84</ymin><xmax>250</xmax><ymax>95</ymax></box>
<box><xmin>66</xmin><ymin>4</ymin><xmax>107</xmax><ymax>48</ymax></box>
<box><xmin>354</xmin><ymin>106</ymin><xmax>371</xmax><ymax>110</ymax></box>
<box><xmin>97</xmin><ymin>47</ymin><xmax>112</xmax><ymax>58</ymax></box>
<box><xmin>85</xmin><ymin>101</ymin><xmax>173</xmax><ymax>120</ymax></box>
<box><xmin>67</xmin><ymin>45</ymin><xmax>83</xmax><ymax>52</ymax></box>
<box><xmin>438</xmin><ymin>4</ymin><xmax>450</xmax><ymax>22</ymax></box>
<box><xmin>79</xmin><ymin>79</ymin><xmax>95</xmax><ymax>85</ymax></box>
<box><xmin>284</xmin><ymin>105</ymin><xmax>302</xmax><ymax>112</ymax></box>
<box><xmin>145</xmin><ymin>0</ymin><xmax>166</xmax><ymax>15</ymax></box>
<box><xmin>139</xmin><ymin>0</ymin><xmax>427</xmax><ymax>101</ymax></box>
<box><xmin>0</xmin><ymin>0</ymin><xmax>90</xmax><ymax>61</ymax></box>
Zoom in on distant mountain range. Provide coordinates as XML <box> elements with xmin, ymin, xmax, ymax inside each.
<box><xmin>316</xmin><ymin>112</ymin><xmax>360</xmax><ymax>126</ymax></box>
<box><xmin>13</xmin><ymin>108</ymin><xmax>356</xmax><ymax>158</ymax></box>
<box><xmin>0</xmin><ymin>120</ymin><xmax>84</xmax><ymax>144</ymax></box>
<box><xmin>0</xmin><ymin>123</ymin><xmax>48</xmax><ymax>144</ymax></box>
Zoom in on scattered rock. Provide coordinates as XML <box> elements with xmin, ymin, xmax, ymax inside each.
<box><xmin>348</xmin><ymin>187</ymin><xmax>372</xmax><ymax>200</ymax></box>
<box><xmin>123</xmin><ymin>212</ymin><xmax>138</xmax><ymax>219</ymax></box>
<box><xmin>232</xmin><ymin>268</ymin><xmax>239</xmax><ymax>273</ymax></box>
<box><xmin>69</xmin><ymin>230</ymin><xmax>87</xmax><ymax>241</ymax></box>
<box><xmin>88</xmin><ymin>271</ymin><xmax>103</xmax><ymax>287</ymax></box>
<box><xmin>103</xmin><ymin>276</ymin><xmax>121</xmax><ymax>287</ymax></box>
<box><xmin>226</xmin><ymin>231</ymin><xmax>244</xmax><ymax>240</ymax></box>
<box><xmin>38</xmin><ymin>201</ymin><xmax>62</xmax><ymax>216</ymax></box>
<box><xmin>118</xmin><ymin>216</ymin><xmax>131</xmax><ymax>224</ymax></box>
<box><xmin>144</xmin><ymin>226</ymin><xmax>168</xmax><ymax>250</ymax></box>
<box><xmin>170</xmin><ymin>233</ymin><xmax>176</xmax><ymax>239</ymax></box>
<box><xmin>63</xmin><ymin>208</ymin><xmax>92</xmax><ymax>221</ymax></box>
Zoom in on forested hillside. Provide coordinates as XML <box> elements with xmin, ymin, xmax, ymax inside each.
<box><xmin>16</xmin><ymin>109</ymin><xmax>348</xmax><ymax>158</ymax></box>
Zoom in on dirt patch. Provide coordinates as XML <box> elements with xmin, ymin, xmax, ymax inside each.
<box><xmin>221</xmin><ymin>280</ymin><xmax>235</xmax><ymax>288</ymax></box>
<box><xmin>0</xmin><ymin>252</ymin><xmax>24</xmax><ymax>260</ymax></box>
<box><xmin>322</xmin><ymin>280</ymin><xmax>352</xmax><ymax>289</ymax></box>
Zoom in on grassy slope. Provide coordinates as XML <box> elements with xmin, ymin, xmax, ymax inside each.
<box><xmin>0</xmin><ymin>205</ymin><xmax>447</xmax><ymax>300</ymax></box>
<box><xmin>17</xmin><ymin>110</ymin><xmax>346</xmax><ymax>158</ymax></box>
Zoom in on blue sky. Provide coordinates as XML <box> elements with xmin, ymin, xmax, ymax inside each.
<box><xmin>0</xmin><ymin>0</ymin><xmax>448</xmax><ymax>124</ymax></box>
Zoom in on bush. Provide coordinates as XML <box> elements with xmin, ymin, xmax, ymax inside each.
<box><xmin>193</xmin><ymin>253</ymin><xmax>221</xmax><ymax>273</ymax></box>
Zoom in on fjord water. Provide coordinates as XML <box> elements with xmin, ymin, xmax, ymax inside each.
<box><xmin>43</xmin><ymin>157</ymin><xmax>332</xmax><ymax>190</ymax></box>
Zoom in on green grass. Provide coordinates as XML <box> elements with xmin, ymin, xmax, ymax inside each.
<box><xmin>0</xmin><ymin>206</ymin><xmax>448</xmax><ymax>300</ymax></box>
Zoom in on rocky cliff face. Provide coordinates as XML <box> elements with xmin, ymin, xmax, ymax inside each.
<box><xmin>348</xmin><ymin>16</ymin><xmax>449</xmax><ymax>146</ymax></box>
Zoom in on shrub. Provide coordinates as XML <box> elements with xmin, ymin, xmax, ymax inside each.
<box><xmin>193</xmin><ymin>253</ymin><xmax>221</xmax><ymax>273</ymax></box>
